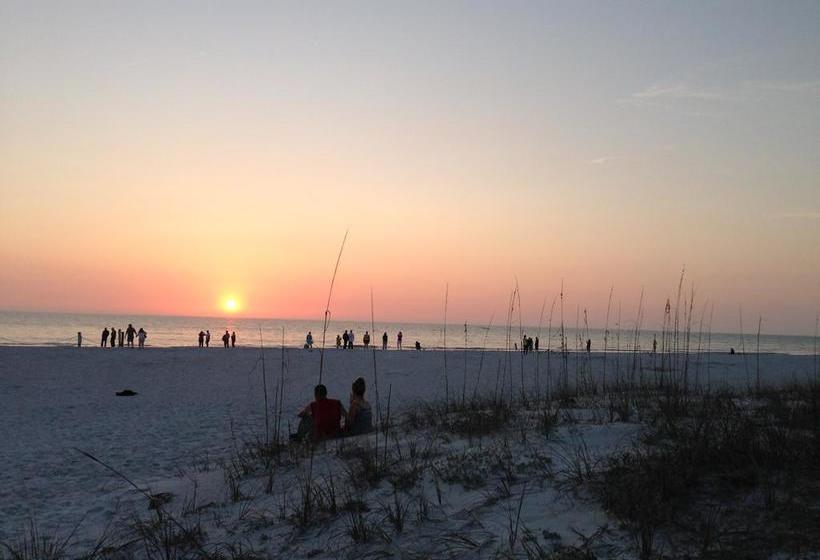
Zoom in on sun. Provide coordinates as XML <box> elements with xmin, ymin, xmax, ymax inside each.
<box><xmin>222</xmin><ymin>296</ymin><xmax>240</xmax><ymax>313</ymax></box>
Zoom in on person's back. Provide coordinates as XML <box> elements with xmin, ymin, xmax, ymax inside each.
<box><xmin>311</xmin><ymin>398</ymin><xmax>344</xmax><ymax>439</ymax></box>
<box><xmin>101</xmin><ymin>328</ymin><xmax>109</xmax><ymax>347</ymax></box>
<box><xmin>231</xmin><ymin>331</ymin><xmax>236</xmax><ymax>347</ymax></box>
<box><xmin>347</xmin><ymin>377</ymin><xmax>373</xmax><ymax>436</ymax></box>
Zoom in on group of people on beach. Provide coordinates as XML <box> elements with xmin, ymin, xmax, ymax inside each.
<box><xmin>198</xmin><ymin>330</ymin><xmax>236</xmax><ymax>348</ymax></box>
<box><xmin>100</xmin><ymin>324</ymin><xmax>147</xmax><ymax>348</ymax></box>
<box><xmin>332</xmin><ymin>330</ymin><xmax>412</xmax><ymax>350</ymax></box>
<box><xmin>293</xmin><ymin>377</ymin><xmax>373</xmax><ymax>442</ymax></box>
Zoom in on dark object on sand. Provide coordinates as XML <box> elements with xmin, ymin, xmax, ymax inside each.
<box><xmin>116</xmin><ymin>389</ymin><xmax>138</xmax><ymax>397</ymax></box>
<box><xmin>148</xmin><ymin>492</ymin><xmax>173</xmax><ymax>510</ymax></box>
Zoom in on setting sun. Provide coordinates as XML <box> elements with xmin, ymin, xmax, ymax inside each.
<box><xmin>222</xmin><ymin>297</ymin><xmax>240</xmax><ymax>313</ymax></box>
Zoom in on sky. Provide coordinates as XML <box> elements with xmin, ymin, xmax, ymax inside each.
<box><xmin>1</xmin><ymin>1</ymin><xmax>819</xmax><ymax>334</ymax></box>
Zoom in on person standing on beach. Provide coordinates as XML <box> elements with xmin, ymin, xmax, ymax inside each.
<box><xmin>336</xmin><ymin>334</ymin><xmax>342</xmax><ymax>349</ymax></box>
<box><xmin>198</xmin><ymin>331</ymin><xmax>205</xmax><ymax>347</ymax></box>
<box><xmin>652</xmin><ymin>336</ymin><xmax>657</xmax><ymax>354</ymax></box>
<box><xmin>222</xmin><ymin>330</ymin><xmax>230</xmax><ymax>348</ymax></box>
<box><xmin>306</xmin><ymin>331</ymin><xmax>314</xmax><ymax>349</ymax></box>
<box><xmin>535</xmin><ymin>336</ymin><xmax>539</xmax><ymax>352</ymax></box>
<box><xmin>397</xmin><ymin>331</ymin><xmax>403</xmax><ymax>350</ymax></box>
<box><xmin>137</xmin><ymin>328</ymin><xmax>147</xmax><ymax>348</ymax></box>
<box><xmin>110</xmin><ymin>327</ymin><xmax>117</xmax><ymax>348</ymax></box>
<box><xmin>231</xmin><ymin>331</ymin><xmax>236</xmax><ymax>347</ymax></box>
<box><xmin>126</xmin><ymin>324</ymin><xmax>137</xmax><ymax>347</ymax></box>
<box><xmin>342</xmin><ymin>330</ymin><xmax>349</xmax><ymax>349</ymax></box>
<box><xmin>586</xmin><ymin>339</ymin><xmax>591</xmax><ymax>353</ymax></box>
<box><xmin>349</xmin><ymin>330</ymin><xmax>355</xmax><ymax>349</ymax></box>
<box><xmin>363</xmin><ymin>331</ymin><xmax>370</xmax><ymax>349</ymax></box>
<box><xmin>205</xmin><ymin>330</ymin><xmax>211</xmax><ymax>347</ymax></box>
<box><xmin>101</xmin><ymin>327</ymin><xmax>109</xmax><ymax>347</ymax></box>
<box><xmin>118</xmin><ymin>329</ymin><xmax>124</xmax><ymax>347</ymax></box>
<box><xmin>382</xmin><ymin>332</ymin><xmax>388</xmax><ymax>350</ymax></box>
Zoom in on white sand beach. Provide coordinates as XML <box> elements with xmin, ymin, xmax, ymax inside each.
<box><xmin>1</xmin><ymin>346</ymin><xmax>816</xmax><ymax>557</ymax></box>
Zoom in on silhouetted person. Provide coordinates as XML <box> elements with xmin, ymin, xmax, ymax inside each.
<box><xmin>231</xmin><ymin>331</ymin><xmax>236</xmax><ymax>347</ymax></box>
<box><xmin>652</xmin><ymin>336</ymin><xmax>657</xmax><ymax>354</ymax></box>
<box><xmin>363</xmin><ymin>331</ymin><xmax>370</xmax><ymax>349</ymax></box>
<box><xmin>535</xmin><ymin>336</ymin><xmax>539</xmax><ymax>352</ymax></box>
<box><xmin>730</xmin><ymin>347</ymin><xmax>736</xmax><ymax>355</ymax></box>
<box><xmin>110</xmin><ymin>327</ymin><xmax>117</xmax><ymax>348</ymax></box>
<box><xmin>382</xmin><ymin>331</ymin><xmax>388</xmax><ymax>350</ymax></box>
<box><xmin>346</xmin><ymin>377</ymin><xmax>373</xmax><ymax>435</ymax></box>
<box><xmin>222</xmin><ymin>330</ymin><xmax>230</xmax><ymax>348</ymax></box>
<box><xmin>306</xmin><ymin>331</ymin><xmax>314</xmax><ymax>350</ymax></box>
<box><xmin>101</xmin><ymin>328</ymin><xmax>109</xmax><ymax>347</ymax></box>
<box><xmin>336</xmin><ymin>334</ymin><xmax>342</xmax><ymax>348</ymax></box>
<box><xmin>415</xmin><ymin>340</ymin><xmax>421</xmax><ymax>351</ymax></box>
<box><xmin>397</xmin><ymin>331</ymin><xmax>403</xmax><ymax>350</ymax></box>
<box><xmin>349</xmin><ymin>330</ymin><xmax>355</xmax><ymax>348</ymax></box>
<box><xmin>126</xmin><ymin>324</ymin><xmax>137</xmax><ymax>347</ymax></box>
<box><xmin>137</xmin><ymin>328</ymin><xmax>147</xmax><ymax>348</ymax></box>
<box><xmin>198</xmin><ymin>331</ymin><xmax>205</xmax><ymax>347</ymax></box>
<box><xmin>342</xmin><ymin>330</ymin><xmax>349</xmax><ymax>349</ymax></box>
<box><xmin>295</xmin><ymin>384</ymin><xmax>346</xmax><ymax>441</ymax></box>
<box><xmin>205</xmin><ymin>330</ymin><xmax>211</xmax><ymax>347</ymax></box>
<box><xmin>118</xmin><ymin>329</ymin><xmax>124</xmax><ymax>347</ymax></box>
<box><xmin>586</xmin><ymin>339</ymin><xmax>591</xmax><ymax>353</ymax></box>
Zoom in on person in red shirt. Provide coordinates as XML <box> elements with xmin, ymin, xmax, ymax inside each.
<box><xmin>295</xmin><ymin>384</ymin><xmax>347</xmax><ymax>441</ymax></box>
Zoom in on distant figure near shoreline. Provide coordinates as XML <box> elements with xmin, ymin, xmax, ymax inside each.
<box><xmin>101</xmin><ymin>327</ymin><xmax>109</xmax><ymax>347</ymax></box>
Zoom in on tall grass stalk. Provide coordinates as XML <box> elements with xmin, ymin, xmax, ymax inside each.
<box><xmin>535</xmin><ymin>296</ymin><xmax>547</xmax><ymax>401</ymax></box>
<box><xmin>545</xmin><ymin>295</ymin><xmax>557</xmax><ymax>401</ymax></box>
<box><xmin>370</xmin><ymin>287</ymin><xmax>382</xmax><ymax>425</ymax></box>
<box><xmin>756</xmin><ymin>316</ymin><xmax>762</xmax><ymax>391</ymax></box>
<box><xmin>515</xmin><ymin>279</ymin><xmax>525</xmax><ymax>402</ymax></box>
<box><xmin>603</xmin><ymin>286</ymin><xmax>614</xmax><ymax>392</ymax></box>
<box><xmin>443</xmin><ymin>283</ymin><xmax>449</xmax><ymax>408</ymax></box>
<box><xmin>462</xmin><ymin>322</ymin><xmax>468</xmax><ymax>406</ymax></box>
<box><xmin>259</xmin><ymin>327</ymin><xmax>269</xmax><ymax>446</ymax></box>
<box><xmin>631</xmin><ymin>288</ymin><xmax>645</xmax><ymax>384</ymax></box>
<box><xmin>318</xmin><ymin>229</ymin><xmax>348</xmax><ymax>384</ymax></box>
<box><xmin>472</xmin><ymin>313</ymin><xmax>494</xmax><ymax>402</ymax></box>
<box><xmin>739</xmin><ymin>306</ymin><xmax>749</xmax><ymax>390</ymax></box>
<box><xmin>815</xmin><ymin>313</ymin><xmax>819</xmax><ymax>384</ymax></box>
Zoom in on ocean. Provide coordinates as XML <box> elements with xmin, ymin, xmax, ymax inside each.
<box><xmin>0</xmin><ymin>311</ymin><xmax>816</xmax><ymax>354</ymax></box>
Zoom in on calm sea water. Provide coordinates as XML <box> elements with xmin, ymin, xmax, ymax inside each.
<box><xmin>0</xmin><ymin>311</ymin><xmax>816</xmax><ymax>355</ymax></box>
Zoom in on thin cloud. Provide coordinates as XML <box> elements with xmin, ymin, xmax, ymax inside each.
<box><xmin>630</xmin><ymin>83</ymin><xmax>733</xmax><ymax>102</ymax></box>
<box><xmin>768</xmin><ymin>211</ymin><xmax>820</xmax><ymax>221</ymax></box>
<box><xmin>588</xmin><ymin>156</ymin><xmax>615</xmax><ymax>165</ymax></box>
<box><xmin>744</xmin><ymin>79</ymin><xmax>820</xmax><ymax>94</ymax></box>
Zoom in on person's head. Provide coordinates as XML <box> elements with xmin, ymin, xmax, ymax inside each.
<box><xmin>129</xmin><ymin>323</ymin><xmax>133</xmax><ymax>327</ymax></box>
<box><xmin>352</xmin><ymin>377</ymin><xmax>366</xmax><ymax>398</ymax></box>
<box><xmin>314</xmin><ymin>384</ymin><xmax>328</xmax><ymax>401</ymax></box>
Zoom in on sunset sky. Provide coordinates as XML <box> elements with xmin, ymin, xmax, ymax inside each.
<box><xmin>1</xmin><ymin>1</ymin><xmax>819</xmax><ymax>334</ymax></box>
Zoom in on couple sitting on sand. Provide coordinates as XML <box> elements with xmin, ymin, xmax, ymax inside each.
<box><xmin>293</xmin><ymin>377</ymin><xmax>373</xmax><ymax>442</ymax></box>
